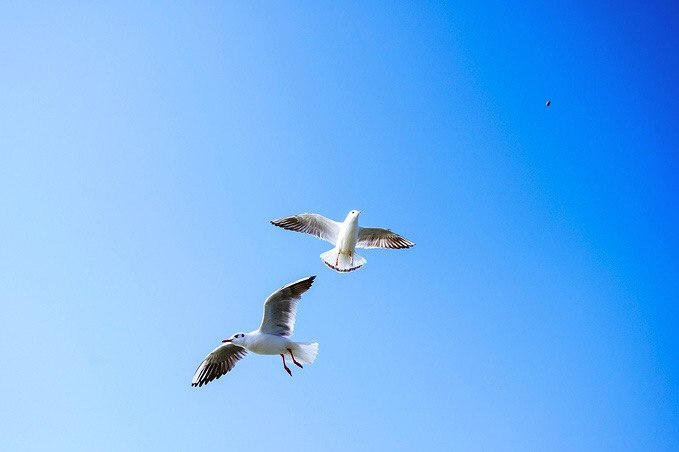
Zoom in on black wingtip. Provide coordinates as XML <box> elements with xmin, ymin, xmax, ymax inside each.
<box><xmin>302</xmin><ymin>275</ymin><xmax>316</xmax><ymax>288</ymax></box>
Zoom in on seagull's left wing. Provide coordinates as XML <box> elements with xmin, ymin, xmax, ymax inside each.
<box><xmin>270</xmin><ymin>213</ymin><xmax>340</xmax><ymax>245</ymax></box>
<box><xmin>192</xmin><ymin>343</ymin><xmax>248</xmax><ymax>387</ymax></box>
<box><xmin>258</xmin><ymin>276</ymin><xmax>316</xmax><ymax>337</ymax></box>
<box><xmin>357</xmin><ymin>227</ymin><xmax>415</xmax><ymax>249</ymax></box>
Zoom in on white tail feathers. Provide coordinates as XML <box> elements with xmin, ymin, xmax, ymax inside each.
<box><xmin>320</xmin><ymin>249</ymin><xmax>367</xmax><ymax>272</ymax></box>
<box><xmin>293</xmin><ymin>342</ymin><xmax>319</xmax><ymax>364</ymax></box>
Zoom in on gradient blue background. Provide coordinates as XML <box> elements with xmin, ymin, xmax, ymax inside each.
<box><xmin>2</xmin><ymin>2</ymin><xmax>678</xmax><ymax>450</ymax></box>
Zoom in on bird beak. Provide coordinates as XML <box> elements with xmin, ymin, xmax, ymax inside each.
<box><xmin>222</xmin><ymin>339</ymin><xmax>232</xmax><ymax>343</ymax></box>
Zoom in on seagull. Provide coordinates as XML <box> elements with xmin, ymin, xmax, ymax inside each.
<box><xmin>271</xmin><ymin>210</ymin><xmax>414</xmax><ymax>272</ymax></box>
<box><xmin>192</xmin><ymin>276</ymin><xmax>319</xmax><ymax>387</ymax></box>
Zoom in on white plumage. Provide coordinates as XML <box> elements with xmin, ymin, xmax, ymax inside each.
<box><xmin>271</xmin><ymin>210</ymin><xmax>415</xmax><ymax>272</ymax></box>
<box><xmin>192</xmin><ymin>276</ymin><xmax>319</xmax><ymax>387</ymax></box>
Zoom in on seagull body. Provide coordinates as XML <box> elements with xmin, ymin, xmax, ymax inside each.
<box><xmin>192</xmin><ymin>276</ymin><xmax>319</xmax><ymax>387</ymax></box>
<box><xmin>271</xmin><ymin>210</ymin><xmax>414</xmax><ymax>272</ymax></box>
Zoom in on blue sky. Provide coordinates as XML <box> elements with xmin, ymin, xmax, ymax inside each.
<box><xmin>1</xmin><ymin>2</ymin><xmax>678</xmax><ymax>450</ymax></box>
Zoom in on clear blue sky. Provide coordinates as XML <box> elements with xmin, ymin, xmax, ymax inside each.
<box><xmin>2</xmin><ymin>2</ymin><xmax>678</xmax><ymax>451</ymax></box>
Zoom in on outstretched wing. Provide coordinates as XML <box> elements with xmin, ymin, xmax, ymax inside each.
<box><xmin>258</xmin><ymin>276</ymin><xmax>316</xmax><ymax>337</ymax></box>
<box><xmin>271</xmin><ymin>213</ymin><xmax>340</xmax><ymax>245</ymax></box>
<box><xmin>357</xmin><ymin>227</ymin><xmax>415</xmax><ymax>249</ymax></box>
<box><xmin>191</xmin><ymin>344</ymin><xmax>248</xmax><ymax>387</ymax></box>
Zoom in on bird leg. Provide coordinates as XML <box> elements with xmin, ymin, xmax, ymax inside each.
<box><xmin>335</xmin><ymin>253</ymin><xmax>339</xmax><ymax>267</ymax></box>
<box><xmin>280</xmin><ymin>354</ymin><xmax>292</xmax><ymax>376</ymax></box>
<box><xmin>350</xmin><ymin>251</ymin><xmax>353</xmax><ymax>266</ymax></box>
<box><xmin>287</xmin><ymin>348</ymin><xmax>303</xmax><ymax>368</ymax></box>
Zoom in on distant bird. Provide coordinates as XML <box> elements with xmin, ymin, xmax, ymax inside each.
<box><xmin>545</xmin><ymin>100</ymin><xmax>551</xmax><ymax>107</ymax></box>
<box><xmin>192</xmin><ymin>276</ymin><xmax>319</xmax><ymax>387</ymax></box>
<box><xmin>271</xmin><ymin>210</ymin><xmax>415</xmax><ymax>272</ymax></box>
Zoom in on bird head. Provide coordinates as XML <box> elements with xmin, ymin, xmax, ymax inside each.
<box><xmin>347</xmin><ymin>209</ymin><xmax>361</xmax><ymax>219</ymax></box>
<box><xmin>223</xmin><ymin>332</ymin><xmax>246</xmax><ymax>345</ymax></box>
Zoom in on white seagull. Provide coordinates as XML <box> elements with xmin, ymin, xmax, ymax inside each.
<box><xmin>271</xmin><ymin>210</ymin><xmax>415</xmax><ymax>273</ymax></box>
<box><xmin>192</xmin><ymin>276</ymin><xmax>319</xmax><ymax>387</ymax></box>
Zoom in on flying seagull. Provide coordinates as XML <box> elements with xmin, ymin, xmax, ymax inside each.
<box><xmin>271</xmin><ymin>210</ymin><xmax>414</xmax><ymax>272</ymax></box>
<box><xmin>192</xmin><ymin>276</ymin><xmax>319</xmax><ymax>387</ymax></box>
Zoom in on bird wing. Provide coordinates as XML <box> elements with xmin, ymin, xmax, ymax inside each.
<box><xmin>356</xmin><ymin>227</ymin><xmax>415</xmax><ymax>249</ymax></box>
<box><xmin>270</xmin><ymin>213</ymin><xmax>340</xmax><ymax>245</ymax></box>
<box><xmin>191</xmin><ymin>343</ymin><xmax>248</xmax><ymax>387</ymax></box>
<box><xmin>258</xmin><ymin>275</ymin><xmax>316</xmax><ymax>337</ymax></box>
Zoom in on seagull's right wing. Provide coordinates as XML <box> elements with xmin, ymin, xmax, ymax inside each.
<box><xmin>357</xmin><ymin>227</ymin><xmax>415</xmax><ymax>249</ymax></box>
<box><xmin>258</xmin><ymin>276</ymin><xmax>316</xmax><ymax>337</ymax></box>
<box><xmin>270</xmin><ymin>213</ymin><xmax>340</xmax><ymax>245</ymax></box>
<box><xmin>191</xmin><ymin>344</ymin><xmax>248</xmax><ymax>387</ymax></box>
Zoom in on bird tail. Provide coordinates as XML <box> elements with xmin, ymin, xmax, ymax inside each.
<box><xmin>293</xmin><ymin>342</ymin><xmax>319</xmax><ymax>364</ymax></box>
<box><xmin>320</xmin><ymin>249</ymin><xmax>366</xmax><ymax>272</ymax></box>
